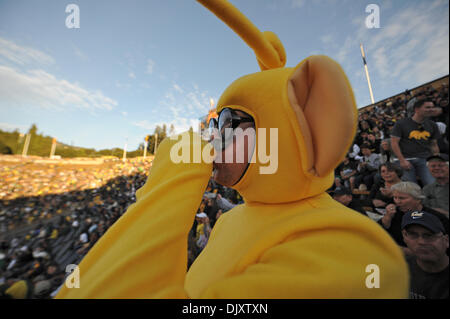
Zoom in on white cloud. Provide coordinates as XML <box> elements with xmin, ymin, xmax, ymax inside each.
<box><xmin>358</xmin><ymin>1</ymin><xmax>449</xmax><ymax>84</ymax></box>
<box><xmin>146</xmin><ymin>59</ymin><xmax>155</xmax><ymax>74</ymax></box>
<box><xmin>0</xmin><ymin>37</ymin><xmax>55</xmax><ymax>66</ymax></box>
<box><xmin>173</xmin><ymin>83</ymin><xmax>183</xmax><ymax>93</ymax></box>
<box><xmin>121</xmin><ymin>111</ymin><xmax>128</xmax><ymax>116</ymax></box>
<box><xmin>128</xmin><ymin>71</ymin><xmax>136</xmax><ymax>79</ymax></box>
<box><xmin>139</xmin><ymin>82</ymin><xmax>217</xmax><ymax>136</ymax></box>
<box><xmin>0</xmin><ymin>65</ymin><xmax>118</xmax><ymax>111</ymax></box>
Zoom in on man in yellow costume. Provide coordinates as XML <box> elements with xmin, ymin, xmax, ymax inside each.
<box><xmin>57</xmin><ymin>0</ymin><xmax>408</xmax><ymax>298</ymax></box>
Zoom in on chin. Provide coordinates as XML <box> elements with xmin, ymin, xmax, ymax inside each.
<box><xmin>416</xmin><ymin>252</ymin><xmax>438</xmax><ymax>263</ymax></box>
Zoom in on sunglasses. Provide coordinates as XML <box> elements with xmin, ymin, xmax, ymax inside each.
<box><xmin>208</xmin><ymin>108</ymin><xmax>254</xmax><ymax>151</ymax></box>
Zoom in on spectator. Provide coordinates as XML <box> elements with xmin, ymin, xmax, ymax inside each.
<box><xmin>383</xmin><ymin>120</ymin><xmax>395</xmax><ymax>139</ymax></box>
<box><xmin>355</xmin><ymin>143</ymin><xmax>381</xmax><ymax>190</ymax></box>
<box><xmin>335</xmin><ymin>154</ymin><xmax>358</xmax><ymax>191</ymax></box>
<box><xmin>369</xmin><ymin>162</ymin><xmax>403</xmax><ymax>213</ymax></box>
<box><xmin>367</xmin><ymin>133</ymin><xmax>381</xmax><ymax>153</ymax></box>
<box><xmin>435</xmin><ymin>121</ymin><xmax>449</xmax><ymax>154</ymax></box>
<box><xmin>360</xmin><ymin>113</ymin><xmax>376</xmax><ymax>130</ymax></box>
<box><xmin>194</xmin><ymin>212</ymin><xmax>211</xmax><ymax>252</ymax></box>
<box><xmin>379</xmin><ymin>138</ymin><xmax>397</xmax><ymax>163</ymax></box>
<box><xmin>379</xmin><ymin>182</ymin><xmax>448</xmax><ymax>251</ymax></box>
<box><xmin>203</xmin><ymin>197</ymin><xmax>219</xmax><ymax>227</ymax></box>
<box><xmin>423</xmin><ymin>154</ymin><xmax>449</xmax><ymax>218</ymax></box>
<box><xmin>331</xmin><ymin>187</ymin><xmax>367</xmax><ymax>216</ymax></box>
<box><xmin>401</xmin><ymin>211</ymin><xmax>448</xmax><ymax>299</ymax></box>
<box><xmin>390</xmin><ymin>98</ymin><xmax>440</xmax><ymax>186</ymax></box>
<box><xmin>348</xmin><ymin>142</ymin><xmax>363</xmax><ymax>162</ymax></box>
<box><xmin>359</xmin><ymin>121</ymin><xmax>373</xmax><ymax>134</ymax></box>
<box><xmin>215</xmin><ymin>193</ymin><xmax>236</xmax><ymax>213</ymax></box>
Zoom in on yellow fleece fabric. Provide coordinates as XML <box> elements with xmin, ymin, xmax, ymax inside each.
<box><xmin>56</xmin><ymin>0</ymin><xmax>408</xmax><ymax>299</ymax></box>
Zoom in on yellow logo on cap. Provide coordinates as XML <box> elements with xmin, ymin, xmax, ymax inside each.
<box><xmin>411</xmin><ymin>212</ymin><xmax>424</xmax><ymax>219</ymax></box>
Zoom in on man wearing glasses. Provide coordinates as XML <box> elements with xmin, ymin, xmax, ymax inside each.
<box><xmin>401</xmin><ymin>211</ymin><xmax>449</xmax><ymax>299</ymax></box>
<box><xmin>208</xmin><ymin>108</ymin><xmax>256</xmax><ymax>187</ymax></box>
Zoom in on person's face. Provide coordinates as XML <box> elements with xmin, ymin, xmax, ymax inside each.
<box><xmin>402</xmin><ymin>225</ymin><xmax>448</xmax><ymax>263</ymax></box>
<box><xmin>428</xmin><ymin>160</ymin><xmax>449</xmax><ymax>180</ymax></box>
<box><xmin>393</xmin><ymin>191</ymin><xmax>421</xmax><ymax>212</ymax></box>
<box><xmin>47</xmin><ymin>265</ymin><xmax>57</xmax><ymax>275</ymax></box>
<box><xmin>212</xmin><ymin>110</ymin><xmax>256</xmax><ymax>187</ymax></box>
<box><xmin>361</xmin><ymin>121</ymin><xmax>369</xmax><ymax>129</ymax></box>
<box><xmin>361</xmin><ymin>148</ymin><xmax>371</xmax><ymax>157</ymax></box>
<box><xmin>415</xmin><ymin>101</ymin><xmax>435</xmax><ymax>117</ymax></box>
<box><xmin>381</xmin><ymin>141</ymin><xmax>389</xmax><ymax>150</ymax></box>
<box><xmin>380</xmin><ymin>166</ymin><xmax>399</xmax><ymax>183</ymax></box>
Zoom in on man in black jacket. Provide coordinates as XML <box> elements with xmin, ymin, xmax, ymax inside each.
<box><xmin>401</xmin><ymin>211</ymin><xmax>448</xmax><ymax>299</ymax></box>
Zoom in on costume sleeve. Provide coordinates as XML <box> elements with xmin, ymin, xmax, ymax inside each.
<box><xmin>56</xmin><ymin>131</ymin><xmax>212</xmax><ymax>298</ymax></box>
<box><xmin>198</xmin><ymin>229</ymin><xmax>409</xmax><ymax>298</ymax></box>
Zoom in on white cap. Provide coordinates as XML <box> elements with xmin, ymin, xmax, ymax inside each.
<box><xmin>196</xmin><ymin>212</ymin><xmax>208</xmax><ymax>218</ymax></box>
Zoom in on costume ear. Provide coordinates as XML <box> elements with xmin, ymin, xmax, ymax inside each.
<box><xmin>287</xmin><ymin>55</ymin><xmax>358</xmax><ymax>177</ymax></box>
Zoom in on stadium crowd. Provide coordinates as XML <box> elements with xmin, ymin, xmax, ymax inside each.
<box><xmin>0</xmin><ymin>80</ymin><xmax>448</xmax><ymax>299</ymax></box>
<box><xmin>0</xmin><ymin>160</ymin><xmax>151</xmax><ymax>298</ymax></box>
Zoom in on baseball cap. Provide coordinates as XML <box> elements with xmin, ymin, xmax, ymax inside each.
<box><xmin>426</xmin><ymin>153</ymin><xmax>449</xmax><ymax>162</ymax></box>
<box><xmin>401</xmin><ymin>211</ymin><xmax>446</xmax><ymax>234</ymax></box>
<box><xmin>196</xmin><ymin>212</ymin><xmax>208</xmax><ymax>218</ymax></box>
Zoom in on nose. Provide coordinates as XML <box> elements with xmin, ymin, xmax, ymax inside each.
<box><xmin>416</xmin><ymin>236</ymin><xmax>428</xmax><ymax>245</ymax></box>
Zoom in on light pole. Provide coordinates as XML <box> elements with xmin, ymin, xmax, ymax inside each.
<box><xmin>360</xmin><ymin>42</ymin><xmax>375</xmax><ymax>105</ymax></box>
<box><xmin>49</xmin><ymin>138</ymin><xmax>57</xmax><ymax>158</ymax></box>
<box><xmin>22</xmin><ymin>133</ymin><xmax>31</xmax><ymax>157</ymax></box>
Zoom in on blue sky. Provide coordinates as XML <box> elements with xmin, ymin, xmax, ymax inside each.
<box><xmin>0</xmin><ymin>0</ymin><xmax>448</xmax><ymax>151</ymax></box>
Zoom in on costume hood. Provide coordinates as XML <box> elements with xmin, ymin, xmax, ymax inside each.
<box><xmin>204</xmin><ymin>0</ymin><xmax>358</xmax><ymax>203</ymax></box>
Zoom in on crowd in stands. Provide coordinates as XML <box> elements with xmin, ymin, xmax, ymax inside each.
<box><xmin>330</xmin><ymin>80</ymin><xmax>449</xmax><ymax>299</ymax></box>
<box><xmin>332</xmin><ymin>82</ymin><xmax>448</xmax><ymax>204</ymax></box>
<box><xmin>0</xmin><ymin>158</ymin><xmax>150</xmax><ymax>231</ymax></box>
<box><xmin>0</xmin><ymin>161</ymin><xmax>151</xmax><ymax>298</ymax></box>
<box><xmin>0</xmin><ymin>80</ymin><xmax>448</xmax><ymax>299</ymax></box>
<box><xmin>0</xmin><ymin>158</ymin><xmax>241</xmax><ymax>298</ymax></box>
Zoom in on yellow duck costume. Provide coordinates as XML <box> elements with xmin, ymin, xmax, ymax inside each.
<box><xmin>57</xmin><ymin>0</ymin><xmax>408</xmax><ymax>298</ymax></box>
